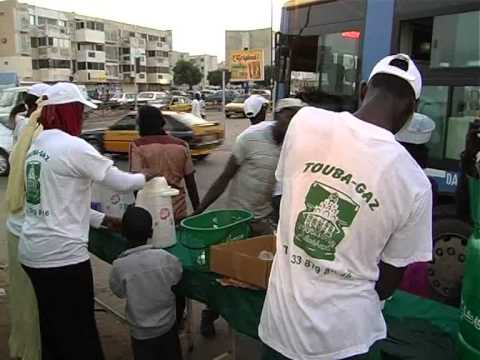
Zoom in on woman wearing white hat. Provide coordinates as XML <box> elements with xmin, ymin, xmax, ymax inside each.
<box><xmin>9</xmin><ymin>82</ymin><xmax>153</xmax><ymax>360</ymax></box>
<box><xmin>5</xmin><ymin>83</ymin><xmax>50</xmax><ymax>360</ymax></box>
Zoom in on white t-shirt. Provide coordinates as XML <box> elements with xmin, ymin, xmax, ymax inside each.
<box><xmin>19</xmin><ymin>129</ymin><xmax>143</xmax><ymax>268</ymax></box>
<box><xmin>191</xmin><ymin>99</ymin><xmax>201</xmax><ymax>118</ymax></box>
<box><xmin>259</xmin><ymin>107</ymin><xmax>433</xmax><ymax>360</ymax></box>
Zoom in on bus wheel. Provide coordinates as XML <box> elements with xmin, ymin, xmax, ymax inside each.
<box><xmin>428</xmin><ymin>217</ymin><xmax>471</xmax><ymax>306</ymax></box>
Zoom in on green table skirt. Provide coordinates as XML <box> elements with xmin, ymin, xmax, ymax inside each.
<box><xmin>89</xmin><ymin>228</ymin><xmax>460</xmax><ymax>357</ymax></box>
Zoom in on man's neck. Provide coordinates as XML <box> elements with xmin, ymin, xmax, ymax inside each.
<box><xmin>353</xmin><ymin>96</ymin><xmax>395</xmax><ymax>133</ymax></box>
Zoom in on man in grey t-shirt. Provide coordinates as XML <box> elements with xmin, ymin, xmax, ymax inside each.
<box><xmin>194</xmin><ymin>94</ymin><xmax>278</xmax><ymax>235</ymax></box>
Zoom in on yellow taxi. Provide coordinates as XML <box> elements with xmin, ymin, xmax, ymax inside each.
<box><xmin>148</xmin><ymin>95</ymin><xmax>193</xmax><ymax>112</ymax></box>
<box><xmin>83</xmin><ymin>111</ymin><xmax>224</xmax><ymax>159</ymax></box>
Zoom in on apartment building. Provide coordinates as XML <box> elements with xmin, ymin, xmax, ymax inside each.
<box><xmin>190</xmin><ymin>54</ymin><xmax>218</xmax><ymax>87</ymax></box>
<box><xmin>225</xmin><ymin>28</ymin><xmax>274</xmax><ymax>70</ymax></box>
<box><xmin>0</xmin><ymin>0</ymin><xmax>172</xmax><ymax>91</ymax></box>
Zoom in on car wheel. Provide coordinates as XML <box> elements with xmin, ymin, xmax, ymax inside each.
<box><xmin>89</xmin><ymin>139</ymin><xmax>104</xmax><ymax>154</ymax></box>
<box><xmin>0</xmin><ymin>148</ymin><xmax>10</xmax><ymax>176</ymax></box>
<box><xmin>428</xmin><ymin>216</ymin><xmax>472</xmax><ymax>306</ymax></box>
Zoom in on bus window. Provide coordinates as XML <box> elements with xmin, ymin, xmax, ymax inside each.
<box><xmin>289</xmin><ymin>32</ymin><xmax>360</xmax><ymax>111</ymax></box>
<box><xmin>400</xmin><ymin>10</ymin><xmax>480</xmax><ymax>68</ymax></box>
<box><xmin>418</xmin><ymin>86</ymin><xmax>448</xmax><ymax>161</ymax></box>
<box><xmin>446</xmin><ymin>86</ymin><xmax>480</xmax><ymax>160</ymax></box>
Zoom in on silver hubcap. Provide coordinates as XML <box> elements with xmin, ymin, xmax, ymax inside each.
<box><xmin>0</xmin><ymin>155</ymin><xmax>8</xmax><ymax>174</ymax></box>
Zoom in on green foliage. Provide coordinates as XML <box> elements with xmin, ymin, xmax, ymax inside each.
<box><xmin>207</xmin><ymin>70</ymin><xmax>231</xmax><ymax>86</ymax></box>
<box><xmin>173</xmin><ymin>60</ymin><xmax>202</xmax><ymax>89</ymax></box>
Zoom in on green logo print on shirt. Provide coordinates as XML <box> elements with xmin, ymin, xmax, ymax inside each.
<box><xmin>26</xmin><ymin>161</ymin><xmax>41</xmax><ymax>205</ymax></box>
<box><xmin>294</xmin><ymin>181</ymin><xmax>360</xmax><ymax>261</ymax></box>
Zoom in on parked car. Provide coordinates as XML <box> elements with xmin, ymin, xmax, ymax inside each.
<box><xmin>149</xmin><ymin>95</ymin><xmax>192</xmax><ymax>112</ymax></box>
<box><xmin>170</xmin><ymin>90</ymin><xmax>188</xmax><ymax>97</ymax></box>
<box><xmin>251</xmin><ymin>89</ymin><xmax>272</xmax><ymax>100</ymax></box>
<box><xmin>111</xmin><ymin>93</ymin><xmax>136</xmax><ymax>105</ymax></box>
<box><xmin>0</xmin><ymin>119</ymin><xmax>13</xmax><ymax>176</ymax></box>
<box><xmin>81</xmin><ymin>111</ymin><xmax>224</xmax><ymax>159</ymax></box>
<box><xmin>0</xmin><ymin>86</ymin><xmax>28</xmax><ymax>127</ymax></box>
<box><xmin>205</xmin><ymin>90</ymin><xmax>240</xmax><ymax>104</ymax></box>
<box><xmin>225</xmin><ymin>95</ymin><xmax>249</xmax><ymax>118</ymax></box>
<box><xmin>136</xmin><ymin>91</ymin><xmax>168</xmax><ymax>104</ymax></box>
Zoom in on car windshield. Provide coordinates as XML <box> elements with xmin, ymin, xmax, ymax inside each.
<box><xmin>0</xmin><ymin>90</ymin><xmax>16</xmax><ymax>108</ymax></box>
<box><xmin>138</xmin><ymin>92</ymin><xmax>154</xmax><ymax>99</ymax></box>
<box><xmin>232</xmin><ymin>96</ymin><xmax>246</xmax><ymax>103</ymax></box>
<box><xmin>126</xmin><ymin>94</ymin><xmax>136</xmax><ymax>99</ymax></box>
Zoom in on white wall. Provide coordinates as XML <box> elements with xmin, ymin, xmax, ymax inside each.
<box><xmin>0</xmin><ymin>56</ymin><xmax>33</xmax><ymax>80</ymax></box>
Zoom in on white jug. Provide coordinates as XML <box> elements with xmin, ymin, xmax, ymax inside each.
<box><xmin>91</xmin><ymin>183</ymin><xmax>135</xmax><ymax>218</ymax></box>
<box><xmin>135</xmin><ymin>177</ymin><xmax>179</xmax><ymax>248</ymax></box>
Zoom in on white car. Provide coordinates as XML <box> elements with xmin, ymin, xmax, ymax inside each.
<box><xmin>111</xmin><ymin>93</ymin><xmax>136</xmax><ymax>105</ymax></box>
<box><xmin>137</xmin><ymin>91</ymin><xmax>167</xmax><ymax>104</ymax></box>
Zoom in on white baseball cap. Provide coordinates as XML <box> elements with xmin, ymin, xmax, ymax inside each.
<box><xmin>28</xmin><ymin>83</ymin><xmax>51</xmax><ymax>97</ymax></box>
<box><xmin>46</xmin><ymin>82</ymin><xmax>98</xmax><ymax>109</ymax></box>
<box><xmin>395</xmin><ymin>112</ymin><xmax>436</xmax><ymax>144</ymax></box>
<box><xmin>368</xmin><ymin>54</ymin><xmax>422</xmax><ymax>99</ymax></box>
<box><xmin>244</xmin><ymin>94</ymin><xmax>268</xmax><ymax>118</ymax></box>
<box><xmin>275</xmin><ymin>98</ymin><xmax>306</xmax><ymax>112</ymax></box>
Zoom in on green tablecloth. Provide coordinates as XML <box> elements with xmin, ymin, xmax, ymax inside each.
<box><xmin>89</xmin><ymin>228</ymin><xmax>460</xmax><ymax>357</ymax></box>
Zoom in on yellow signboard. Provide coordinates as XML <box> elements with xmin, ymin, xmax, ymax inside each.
<box><xmin>230</xmin><ymin>49</ymin><xmax>265</xmax><ymax>82</ymax></box>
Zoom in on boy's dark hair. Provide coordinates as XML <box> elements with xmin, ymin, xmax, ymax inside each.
<box><xmin>137</xmin><ymin>105</ymin><xmax>166</xmax><ymax>137</ymax></box>
<box><xmin>9</xmin><ymin>103</ymin><xmax>27</xmax><ymax>128</ymax></box>
<box><xmin>122</xmin><ymin>206</ymin><xmax>153</xmax><ymax>248</ymax></box>
<box><xmin>369</xmin><ymin>73</ymin><xmax>415</xmax><ymax>102</ymax></box>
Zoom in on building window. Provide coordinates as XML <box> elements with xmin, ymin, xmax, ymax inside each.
<box><xmin>148</xmin><ymin>35</ymin><xmax>159</xmax><ymax>41</ymax></box>
<box><xmin>78</xmin><ymin>62</ymin><xmax>87</xmax><ymax>70</ymax></box>
<box><xmin>86</xmin><ymin>21</ymin><xmax>95</xmax><ymax>30</ymax></box>
<box><xmin>58</xmin><ymin>20</ymin><xmax>66</xmax><ymax>27</ymax></box>
<box><xmin>47</xmin><ymin>18</ymin><xmax>57</xmax><ymax>26</ymax></box>
<box><xmin>37</xmin><ymin>16</ymin><xmax>47</xmax><ymax>25</ymax></box>
<box><xmin>32</xmin><ymin>59</ymin><xmax>38</xmax><ymax>69</ymax></box>
<box><xmin>147</xmin><ymin>50</ymin><xmax>156</xmax><ymax>57</ymax></box>
<box><xmin>38</xmin><ymin>59</ymin><xmax>49</xmax><ymax>68</ymax></box>
<box><xmin>76</xmin><ymin>21</ymin><xmax>84</xmax><ymax>29</ymax></box>
<box><xmin>47</xmin><ymin>37</ymin><xmax>53</xmax><ymax>46</ymax></box>
<box><xmin>129</xmin><ymin>32</ymin><xmax>135</xmax><ymax>38</ymax></box>
<box><xmin>122</xmin><ymin>47</ymin><xmax>130</xmax><ymax>55</ymax></box>
<box><xmin>160</xmin><ymin>37</ymin><xmax>166</xmax><ymax>42</ymax></box>
<box><xmin>400</xmin><ymin>10</ymin><xmax>480</xmax><ymax>68</ymax></box>
<box><xmin>88</xmin><ymin>51</ymin><xmax>96</xmax><ymax>58</ymax></box>
<box><xmin>95</xmin><ymin>22</ymin><xmax>104</xmax><ymax>32</ymax></box>
<box><xmin>140</xmin><ymin>33</ymin><xmax>147</xmax><ymax>39</ymax></box>
<box><xmin>29</xmin><ymin>15</ymin><xmax>35</xmax><ymax>25</ymax></box>
<box><xmin>122</xmin><ymin>64</ymin><xmax>132</xmax><ymax>72</ymax></box>
<box><xmin>38</xmin><ymin>37</ymin><xmax>47</xmax><ymax>47</ymax></box>
<box><xmin>161</xmin><ymin>51</ymin><xmax>168</xmax><ymax>58</ymax></box>
<box><xmin>138</xmin><ymin>73</ymin><xmax>145</xmax><ymax>79</ymax></box>
<box><xmin>31</xmin><ymin>37</ymin><xmax>38</xmax><ymax>48</ymax></box>
<box><xmin>158</xmin><ymin>74</ymin><xmax>163</xmax><ymax>79</ymax></box>
<box><xmin>95</xmin><ymin>44</ymin><xmax>104</xmax><ymax>51</ymax></box>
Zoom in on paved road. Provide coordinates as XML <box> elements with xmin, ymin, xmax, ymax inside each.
<box><xmin>0</xmin><ymin>109</ymin><xmax>257</xmax><ymax>360</ymax></box>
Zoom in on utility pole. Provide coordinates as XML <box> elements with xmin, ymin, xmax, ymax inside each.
<box><xmin>222</xmin><ymin>69</ymin><xmax>226</xmax><ymax>113</ymax></box>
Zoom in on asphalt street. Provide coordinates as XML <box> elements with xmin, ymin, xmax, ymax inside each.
<box><xmin>0</xmin><ymin>109</ymin><xmax>262</xmax><ymax>360</ymax></box>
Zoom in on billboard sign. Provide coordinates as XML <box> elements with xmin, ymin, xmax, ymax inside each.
<box><xmin>230</xmin><ymin>49</ymin><xmax>264</xmax><ymax>82</ymax></box>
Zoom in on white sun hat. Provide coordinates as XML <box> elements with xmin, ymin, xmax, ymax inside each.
<box><xmin>46</xmin><ymin>82</ymin><xmax>98</xmax><ymax>109</ymax></box>
<box><xmin>369</xmin><ymin>53</ymin><xmax>422</xmax><ymax>100</ymax></box>
<box><xmin>27</xmin><ymin>83</ymin><xmax>51</xmax><ymax>97</ymax></box>
<box><xmin>275</xmin><ymin>98</ymin><xmax>306</xmax><ymax>112</ymax></box>
<box><xmin>244</xmin><ymin>94</ymin><xmax>268</xmax><ymax>118</ymax></box>
<box><xmin>395</xmin><ymin>112</ymin><xmax>436</xmax><ymax>144</ymax></box>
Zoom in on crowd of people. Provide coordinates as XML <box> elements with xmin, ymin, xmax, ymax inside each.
<box><xmin>6</xmin><ymin>53</ymin><xmax>434</xmax><ymax>360</ymax></box>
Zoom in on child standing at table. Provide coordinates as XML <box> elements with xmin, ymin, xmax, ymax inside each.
<box><xmin>110</xmin><ymin>206</ymin><xmax>183</xmax><ymax>360</ymax></box>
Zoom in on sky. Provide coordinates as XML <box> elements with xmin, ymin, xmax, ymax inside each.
<box><xmin>27</xmin><ymin>0</ymin><xmax>286</xmax><ymax>61</ymax></box>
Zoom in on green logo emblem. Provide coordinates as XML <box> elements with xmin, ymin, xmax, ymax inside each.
<box><xmin>26</xmin><ymin>161</ymin><xmax>41</xmax><ymax>205</ymax></box>
<box><xmin>294</xmin><ymin>181</ymin><xmax>360</xmax><ymax>261</ymax></box>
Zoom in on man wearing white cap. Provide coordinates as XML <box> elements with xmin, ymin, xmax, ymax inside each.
<box><xmin>260</xmin><ymin>54</ymin><xmax>432</xmax><ymax>360</ymax></box>
<box><xmin>193</xmin><ymin>93</ymin><xmax>277</xmax><ymax>337</ymax></box>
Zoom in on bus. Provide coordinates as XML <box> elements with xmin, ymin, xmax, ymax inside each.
<box><xmin>275</xmin><ymin>0</ymin><xmax>479</xmax><ymax>304</ymax></box>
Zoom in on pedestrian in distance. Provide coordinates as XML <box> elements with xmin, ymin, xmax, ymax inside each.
<box><xmin>110</xmin><ymin>206</ymin><xmax>183</xmax><ymax>360</ymax></box>
<box><xmin>260</xmin><ymin>54</ymin><xmax>433</xmax><ymax>360</ymax></box>
<box><xmin>13</xmin><ymin>82</ymin><xmax>153</xmax><ymax>360</ymax></box>
<box><xmin>191</xmin><ymin>92</ymin><xmax>202</xmax><ymax>118</ymax></box>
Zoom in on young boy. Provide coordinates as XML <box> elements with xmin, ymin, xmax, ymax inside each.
<box><xmin>110</xmin><ymin>206</ymin><xmax>183</xmax><ymax>360</ymax></box>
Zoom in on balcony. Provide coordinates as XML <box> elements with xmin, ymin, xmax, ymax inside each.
<box><xmin>146</xmin><ymin>57</ymin><xmax>169</xmax><ymax>67</ymax></box>
<box><xmin>146</xmin><ymin>41</ymin><xmax>170</xmax><ymax>52</ymax></box>
<box><xmin>75</xmin><ymin>29</ymin><xmax>105</xmax><ymax>44</ymax></box>
<box><xmin>77</xmin><ymin>50</ymin><xmax>106</xmax><ymax>63</ymax></box>
<box><xmin>34</xmin><ymin>47</ymin><xmax>72</xmax><ymax>59</ymax></box>
<box><xmin>147</xmin><ymin>73</ymin><xmax>171</xmax><ymax>85</ymax></box>
<box><xmin>76</xmin><ymin>70</ymin><xmax>107</xmax><ymax>83</ymax></box>
<box><xmin>33</xmin><ymin>68</ymin><xmax>71</xmax><ymax>82</ymax></box>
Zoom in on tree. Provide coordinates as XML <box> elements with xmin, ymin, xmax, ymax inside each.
<box><xmin>173</xmin><ymin>60</ymin><xmax>202</xmax><ymax>89</ymax></box>
<box><xmin>207</xmin><ymin>69</ymin><xmax>231</xmax><ymax>87</ymax></box>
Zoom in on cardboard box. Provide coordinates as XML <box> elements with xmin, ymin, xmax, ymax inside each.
<box><xmin>210</xmin><ymin>235</ymin><xmax>276</xmax><ymax>289</ymax></box>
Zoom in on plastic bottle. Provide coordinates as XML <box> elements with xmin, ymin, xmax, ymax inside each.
<box><xmin>135</xmin><ymin>177</ymin><xmax>179</xmax><ymax>248</ymax></box>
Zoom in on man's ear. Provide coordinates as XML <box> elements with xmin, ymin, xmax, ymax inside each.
<box><xmin>359</xmin><ymin>81</ymin><xmax>368</xmax><ymax>103</ymax></box>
